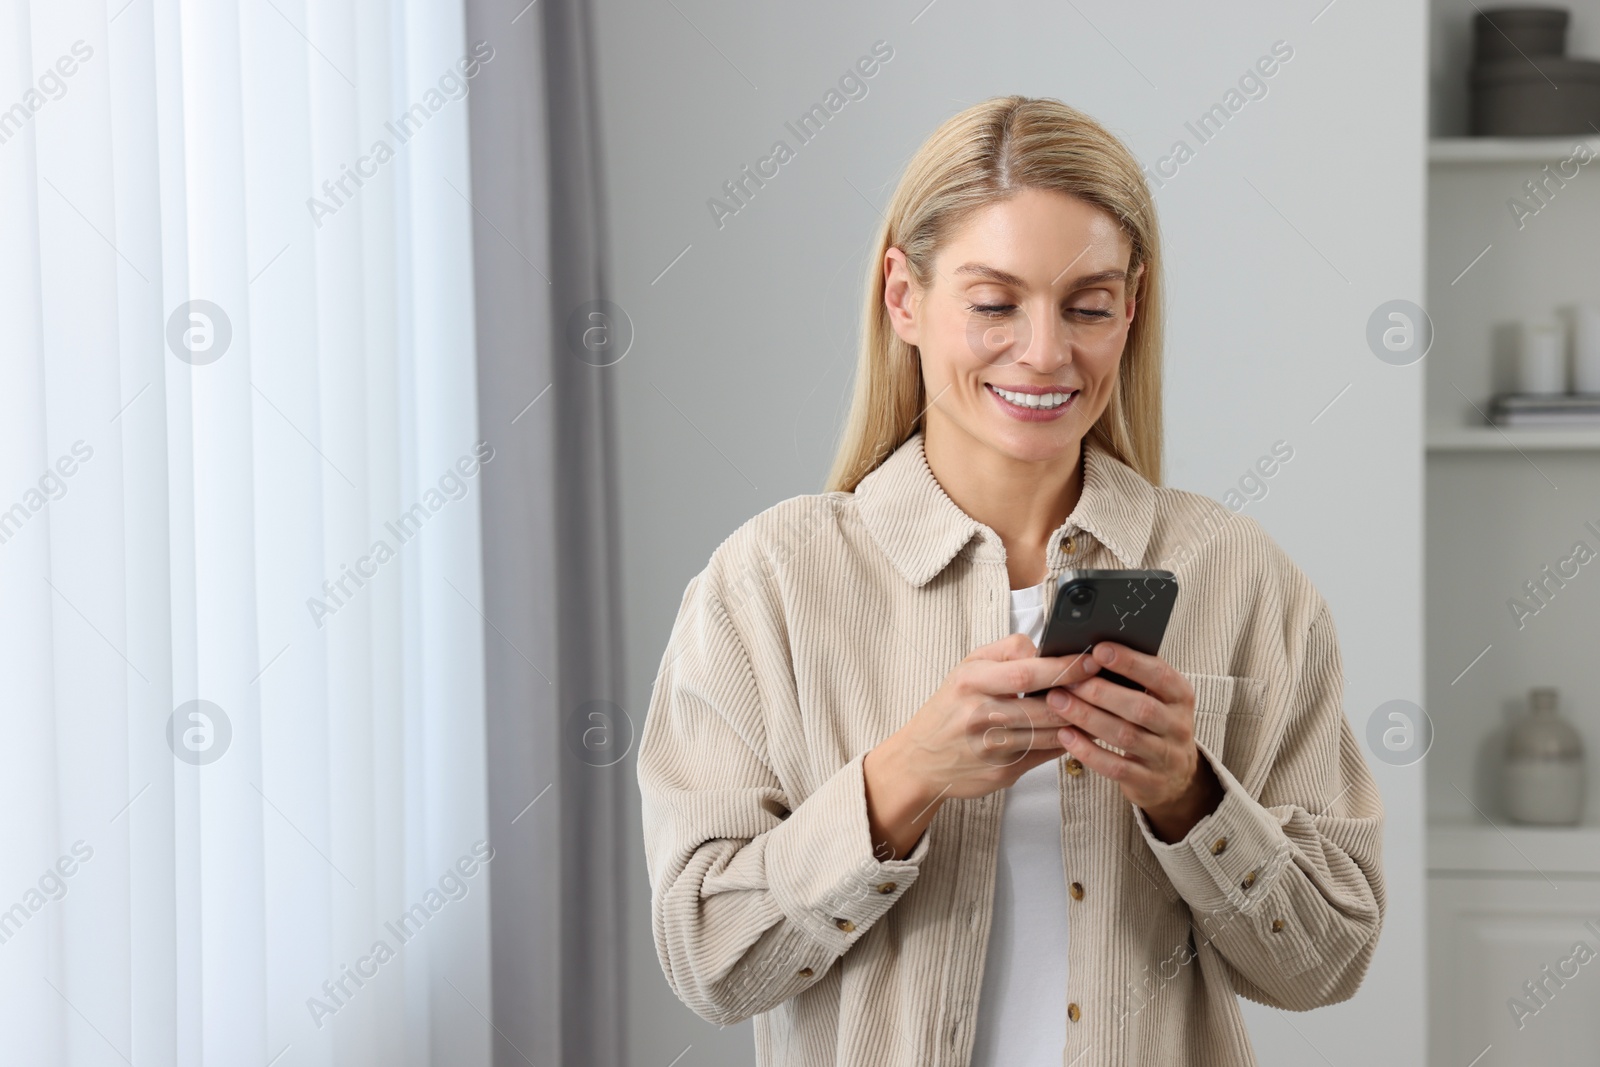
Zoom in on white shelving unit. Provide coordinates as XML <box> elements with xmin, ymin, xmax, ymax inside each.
<box><xmin>1422</xmin><ymin>134</ymin><xmax>1600</xmax><ymax>818</ymax></box>
<box><xmin>1424</xmin><ymin>129</ymin><xmax>1600</xmax><ymax>1067</ymax></box>
<box><xmin>1429</xmin><ymin>135</ymin><xmax>1600</xmax><ymax>164</ymax></box>
<box><xmin>1426</xmin><ymin>425</ymin><xmax>1600</xmax><ymax>450</ymax></box>
<box><xmin>1429</xmin><ymin>821</ymin><xmax>1600</xmax><ymax>874</ymax></box>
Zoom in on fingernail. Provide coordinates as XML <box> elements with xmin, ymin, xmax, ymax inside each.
<box><xmin>1047</xmin><ymin>688</ymin><xmax>1068</xmax><ymax>709</ymax></box>
<box><xmin>1094</xmin><ymin>643</ymin><xmax>1114</xmax><ymax>663</ymax></box>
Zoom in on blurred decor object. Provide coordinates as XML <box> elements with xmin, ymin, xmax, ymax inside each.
<box><xmin>1469</xmin><ymin>7</ymin><xmax>1600</xmax><ymax>135</ymax></box>
<box><xmin>1505</xmin><ymin>687</ymin><xmax>1586</xmax><ymax>825</ymax></box>
<box><xmin>1561</xmin><ymin>302</ymin><xmax>1600</xmax><ymax>394</ymax></box>
<box><xmin>1474</xmin><ymin>6</ymin><xmax>1568</xmax><ymax>63</ymax></box>
<box><xmin>1487</xmin><ymin>392</ymin><xmax>1600</xmax><ymax>426</ymax></box>
<box><xmin>1515</xmin><ymin>318</ymin><xmax>1568</xmax><ymax>394</ymax></box>
<box><xmin>1471</xmin><ymin>59</ymin><xmax>1600</xmax><ymax>135</ymax></box>
<box><xmin>1485</xmin><ymin>312</ymin><xmax>1600</xmax><ymax>425</ymax></box>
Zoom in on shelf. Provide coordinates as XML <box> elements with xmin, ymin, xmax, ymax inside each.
<box><xmin>1430</xmin><ymin>821</ymin><xmax>1600</xmax><ymax>875</ymax></box>
<box><xmin>1429</xmin><ymin>136</ymin><xmax>1600</xmax><ymax>164</ymax></box>
<box><xmin>1427</xmin><ymin>424</ymin><xmax>1600</xmax><ymax>451</ymax></box>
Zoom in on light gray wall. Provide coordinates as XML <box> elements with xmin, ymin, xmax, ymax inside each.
<box><xmin>590</xmin><ymin>3</ymin><xmax>1429</xmax><ymax>1063</ymax></box>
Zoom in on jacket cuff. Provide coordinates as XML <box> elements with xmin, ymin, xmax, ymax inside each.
<box><xmin>1132</xmin><ymin>737</ymin><xmax>1292</xmax><ymax>914</ymax></box>
<box><xmin>764</xmin><ymin>752</ymin><xmax>931</xmax><ymax>953</ymax></box>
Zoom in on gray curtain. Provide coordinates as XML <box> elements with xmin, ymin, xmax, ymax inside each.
<box><xmin>463</xmin><ymin>0</ymin><xmax>627</xmax><ymax>1063</ymax></box>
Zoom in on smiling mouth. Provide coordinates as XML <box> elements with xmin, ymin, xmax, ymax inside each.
<box><xmin>987</xmin><ymin>384</ymin><xmax>1078</xmax><ymax>411</ymax></box>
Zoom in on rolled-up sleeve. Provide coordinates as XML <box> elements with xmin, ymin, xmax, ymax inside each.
<box><xmin>1132</xmin><ymin>596</ymin><xmax>1386</xmax><ymax>1010</ymax></box>
<box><xmin>637</xmin><ymin>572</ymin><xmax>930</xmax><ymax>1026</ymax></box>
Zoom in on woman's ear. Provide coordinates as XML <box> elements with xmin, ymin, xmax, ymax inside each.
<box><xmin>883</xmin><ymin>247</ymin><xmax>921</xmax><ymax>345</ymax></box>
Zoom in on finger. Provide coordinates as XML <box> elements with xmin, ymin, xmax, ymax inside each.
<box><xmin>978</xmin><ymin>692</ymin><xmax>1074</xmax><ymax>726</ymax></box>
<box><xmin>965</xmin><ymin>631</ymin><xmax>1038</xmax><ymax>662</ymax></box>
<box><xmin>1053</xmin><ymin>689</ymin><xmax>1163</xmax><ymax>762</ymax></box>
<box><xmin>1012</xmin><ymin>724</ymin><xmax>1069</xmax><ymax>751</ymax></box>
<box><xmin>1031</xmin><ymin>648</ymin><xmax>1102</xmax><ymax>692</ymax></box>
<box><xmin>974</xmin><ymin>740</ymin><xmax>1069</xmax><ymax>777</ymax></box>
<box><xmin>965</xmin><ymin>652</ymin><xmax>1101</xmax><ymax>698</ymax></box>
<box><xmin>1061</xmin><ymin>675</ymin><xmax>1176</xmax><ymax>737</ymax></box>
<box><xmin>1058</xmin><ymin>727</ymin><xmax>1160</xmax><ymax>788</ymax></box>
<box><xmin>1009</xmin><ymin>745</ymin><xmax>1069</xmax><ymax>777</ymax></box>
<box><xmin>969</xmin><ymin>715</ymin><xmax>1066</xmax><ymax>766</ymax></box>
<box><xmin>1089</xmin><ymin>642</ymin><xmax>1188</xmax><ymax>704</ymax></box>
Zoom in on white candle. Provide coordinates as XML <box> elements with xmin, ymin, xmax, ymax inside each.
<box><xmin>1562</xmin><ymin>303</ymin><xmax>1600</xmax><ymax>394</ymax></box>
<box><xmin>1518</xmin><ymin>319</ymin><xmax>1567</xmax><ymax>395</ymax></box>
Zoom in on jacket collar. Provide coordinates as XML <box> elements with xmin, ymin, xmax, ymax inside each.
<box><xmin>854</xmin><ymin>430</ymin><xmax>1157</xmax><ymax>588</ymax></box>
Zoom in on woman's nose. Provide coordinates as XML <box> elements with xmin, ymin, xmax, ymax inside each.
<box><xmin>1017</xmin><ymin>306</ymin><xmax>1071</xmax><ymax>372</ymax></box>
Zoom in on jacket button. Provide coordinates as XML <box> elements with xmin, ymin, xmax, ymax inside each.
<box><xmin>1064</xmin><ymin>757</ymin><xmax>1084</xmax><ymax>776</ymax></box>
<box><xmin>1241</xmin><ymin>869</ymin><xmax>1257</xmax><ymax>890</ymax></box>
<box><xmin>1210</xmin><ymin>836</ymin><xmax>1228</xmax><ymax>856</ymax></box>
<box><xmin>797</xmin><ymin>967</ymin><xmax>814</xmax><ymax>977</ymax></box>
<box><xmin>876</xmin><ymin>881</ymin><xmax>897</xmax><ymax>894</ymax></box>
<box><xmin>1271</xmin><ymin>918</ymin><xmax>1285</xmax><ymax>933</ymax></box>
<box><xmin>1067</xmin><ymin>1002</ymin><xmax>1081</xmax><ymax>1022</ymax></box>
<box><xmin>1061</xmin><ymin>534</ymin><xmax>1076</xmax><ymax>555</ymax></box>
<box><xmin>834</xmin><ymin>917</ymin><xmax>855</xmax><ymax>933</ymax></box>
<box><xmin>1069</xmin><ymin>881</ymin><xmax>1084</xmax><ymax>901</ymax></box>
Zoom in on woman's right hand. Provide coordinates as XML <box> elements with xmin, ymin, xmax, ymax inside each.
<box><xmin>861</xmin><ymin>632</ymin><xmax>1104</xmax><ymax>860</ymax></box>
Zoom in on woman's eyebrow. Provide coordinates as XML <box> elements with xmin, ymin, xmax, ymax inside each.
<box><xmin>951</xmin><ymin>263</ymin><xmax>1126</xmax><ymax>290</ymax></box>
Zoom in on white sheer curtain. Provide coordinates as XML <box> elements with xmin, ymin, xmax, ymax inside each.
<box><xmin>0</xmin><ymin>1</ymin><xmax>492</xmax><ymax>1065</ymax></box>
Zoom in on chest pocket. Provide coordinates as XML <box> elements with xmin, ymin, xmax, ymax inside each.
<box><xmin>1126</xmin><ymin>672</ymin><xmax>1268</xmax><ymax>901</ymax></box>
<box><xmin>1189</xmin><ymin>672</ymin><xmax>1267</xmax><ymax>777</ymax></box>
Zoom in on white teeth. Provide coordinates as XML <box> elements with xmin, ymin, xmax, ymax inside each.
<box><xmin>991</xmin><ymin>385</ymin><xmax>1075</xmax><ymax>409</ymax></box>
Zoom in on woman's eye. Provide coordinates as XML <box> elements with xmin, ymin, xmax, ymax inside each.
<box><xmin>967</xmin><ymin>303</ymin><xmax>1014</xmax><ymax>318</ymax></box>
<box><xmin>966</xmin><ymin>303</ymin><xmax>1114</xmax><ymax>321</ymax></box>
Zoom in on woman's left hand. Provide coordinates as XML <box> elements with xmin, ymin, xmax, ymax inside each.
<box><xmin>1045</xmin><ymin>640</ymin><xmax>1224</xmax><ymax>843</ymax></box>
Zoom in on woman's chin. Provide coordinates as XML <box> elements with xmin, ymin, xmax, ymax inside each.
<box><xmin>981</xmin><ymin>424</ymin><xmax>1084</xmax><ymax>465</ymax></box>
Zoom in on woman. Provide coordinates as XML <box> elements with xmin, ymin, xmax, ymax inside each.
<box><xmin>637</xmin><ymin>96</ymin><xmax>1384</xmax><ymax>1067</ymax></box>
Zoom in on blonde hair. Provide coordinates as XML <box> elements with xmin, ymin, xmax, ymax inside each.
<box><xmin>825</xmin><ymin>96</ymin><xmax>1165</xmax><ymax>493</ymax></box>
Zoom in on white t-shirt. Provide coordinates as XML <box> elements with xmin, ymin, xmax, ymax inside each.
<box><xmin>968</xmin><ymin>578</ymin><xmax>1069</xmax><ymax>1067</ymax></box>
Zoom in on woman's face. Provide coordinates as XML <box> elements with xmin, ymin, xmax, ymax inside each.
<box><xmin>886</xmin><ymin>187</ymin><xmax>1140</xmax><ymax>465</ymax></box>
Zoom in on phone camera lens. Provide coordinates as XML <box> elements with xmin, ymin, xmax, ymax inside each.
<box><xmin>1067</xmin><ymin>585</ymin><xmax>1093</xmax><ymax>606</ymax></box>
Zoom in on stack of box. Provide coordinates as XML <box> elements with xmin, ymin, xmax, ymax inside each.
<box><xmin>1470</xmin><ymin>6</ymin><xmax>1600</xmax><ymax>136</ymax></box>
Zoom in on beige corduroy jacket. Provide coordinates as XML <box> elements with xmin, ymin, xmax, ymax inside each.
<box><xmin>637</xmin><ymin>429</ymin><xmax>1385</xmax><ymax>1066</ymax></box>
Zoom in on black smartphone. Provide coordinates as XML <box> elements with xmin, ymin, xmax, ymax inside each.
<box><xmin>1025</xmin><ymin>569</ymin><xmax>1179</xmax><ymax>697</ymax></box>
